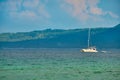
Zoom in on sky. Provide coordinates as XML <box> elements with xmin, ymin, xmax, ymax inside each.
<box><xmin>0</xmin><ymin>0</ymin><xmax>120</xmax><ymax>33</ymax></box>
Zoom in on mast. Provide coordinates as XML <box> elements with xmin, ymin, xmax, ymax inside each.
<box><xmin>88</xmin><ymin>28</ymin><xmax>90</xmax><ymax>48</ymax></box>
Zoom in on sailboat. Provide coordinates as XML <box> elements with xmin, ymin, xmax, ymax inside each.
<box><xmin>81</xmin><ymin>28</ymin><xmax>98</xmax><ymax>52</ymax></box>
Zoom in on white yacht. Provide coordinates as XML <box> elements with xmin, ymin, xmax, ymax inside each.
<box><xmin>81</xmin><ymin>28</ymin><xmax>98</xmax><ymax>52</ymax></box>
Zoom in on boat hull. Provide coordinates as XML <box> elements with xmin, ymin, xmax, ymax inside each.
<box><xmin>81</xmin><ymin>49</ymin><xmax>98</xmax><ymax>52</ymax></box>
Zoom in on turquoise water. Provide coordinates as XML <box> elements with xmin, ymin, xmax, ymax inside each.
<box><xmin>0</xmin><ymin>48</ymin><xmax>120</xmax><ymax>80</ymax></box>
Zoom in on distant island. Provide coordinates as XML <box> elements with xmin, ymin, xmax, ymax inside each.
<box><xmin>0</xmin><ymin>24</ymin><xmax>120</xmax><ymax>48</ymax></box>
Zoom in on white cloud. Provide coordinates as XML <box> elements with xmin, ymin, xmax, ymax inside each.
<box><xmin>90</xmin><ymin>7</ymin><xmax>103</xmax><ymax>15</ymax></box>
<box><xmin>61</xmin><ymin>0</ymin><xmax>119</xmax><ymax>21</ymax></box>
<box><xmin>106</xmin><ymin>11</ymin><xmax>119</xmax><ymax>19</ymax></box>
<box><xmin>22</xmin><ymin>0</ymin><xmax>39</xmax><ymax>9</ymax></box>
<box><xmin>10</xmin><ymin>10</ymin><xmax>37</xmax><ymax>19</ymax></box>
<box><xmin>0</xmin><ymin>0</ymin><xmax>50</xmax><ymax>20</ymax></box>
<box><xmin>61</xmin><ymin>0</ymin><xmax>89</xmax><ymax>21</ymax></box>
<box><xmin>38</xmin><ymin>5</ymin><xmax>50</xmax><ymax>18</ymax></box>
<box><xmin>21</xmin><ymin>0</ymin><xmax>50</xmax><ymax>19</ymax></box>
<box><xmin>0</xmin><ymin>0</ymin><xmax>22</xmax><ymax>12</ymax></box>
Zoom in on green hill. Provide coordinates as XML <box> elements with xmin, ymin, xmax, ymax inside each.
<box><xmin>0</xmin><ymin>24</ymin><xmax>120</xmax><ymax>48</ymax></box>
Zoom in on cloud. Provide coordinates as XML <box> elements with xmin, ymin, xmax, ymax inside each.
<box><xmin>22</xmin><ymin>0</ymin><xmax>39</xmax><ymax>9</ymax></box>
<box><xmin>0</xmin><ymin>0</ymin><xmax>22</xmax><ymax>12</ymax></box>
<box><xmin>106</xmin><ymin>11</ymin><xmax>119</xmax><ymax>19</ymax></box>
<box><xmin>38</xmin><ymin>5</ymin><xmax>50</xmax><ymax>18</ymax></box>
<box><xmin>0</xmin><ymin>0</ymin><xmax>50</xmax><ymax>19</ymax></box>
<box><xmin>21</xmin><ymin>0</ymin><xmax>50</xmax><ymax>19</ymax></box>
<box><xmin>10</xmin><ymin>10</ymin><xmax>37</xmax><ymax>19</ymax></box>
<box><xmin>90</xmin><ymin>7</ymin><xmax>103</xmax><ymax>15</ymax></box>
<box><xmin>61</xmin><ymin>0</ymin><xmax>89</xmax><ymax>21</ymax></box>
<box><xmin>61</xmin><ymin>0</ymin><xmax>119</xmax><ymax>21</ymax></box>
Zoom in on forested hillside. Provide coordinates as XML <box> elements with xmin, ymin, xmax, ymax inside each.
<box><xmin>0</xmin><ymin>24</ymin><xmax>120</xmax><ymax>48</ymax></box>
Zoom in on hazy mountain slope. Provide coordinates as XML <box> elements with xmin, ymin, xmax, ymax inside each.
<box><xmin>0</xmin><ymin>24</ymin><xmax>120</xmax><ymax>48</ymax></box>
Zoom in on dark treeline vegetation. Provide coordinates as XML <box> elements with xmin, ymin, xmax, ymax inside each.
<box><xmin>0</xmin><ymin>24</ymin><xmax>120</xmax><ymax>48</ymax></box>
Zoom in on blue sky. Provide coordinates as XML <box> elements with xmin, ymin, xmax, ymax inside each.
<box><xmin>0</xmin><ymin>0</ymin><xmax>120</xmax><ymax>33</ymax></box>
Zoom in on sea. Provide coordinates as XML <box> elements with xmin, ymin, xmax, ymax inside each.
<box><xmin>0</xmin><ymin>48</ymin><xmax>120</xmax><ymax>80</ymax></box>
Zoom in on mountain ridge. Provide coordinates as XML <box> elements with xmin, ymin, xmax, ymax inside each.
<box><xmin>0</xmin><ymin>24</ymin><xmax>120</xmax><ymax>48</ymax></box>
